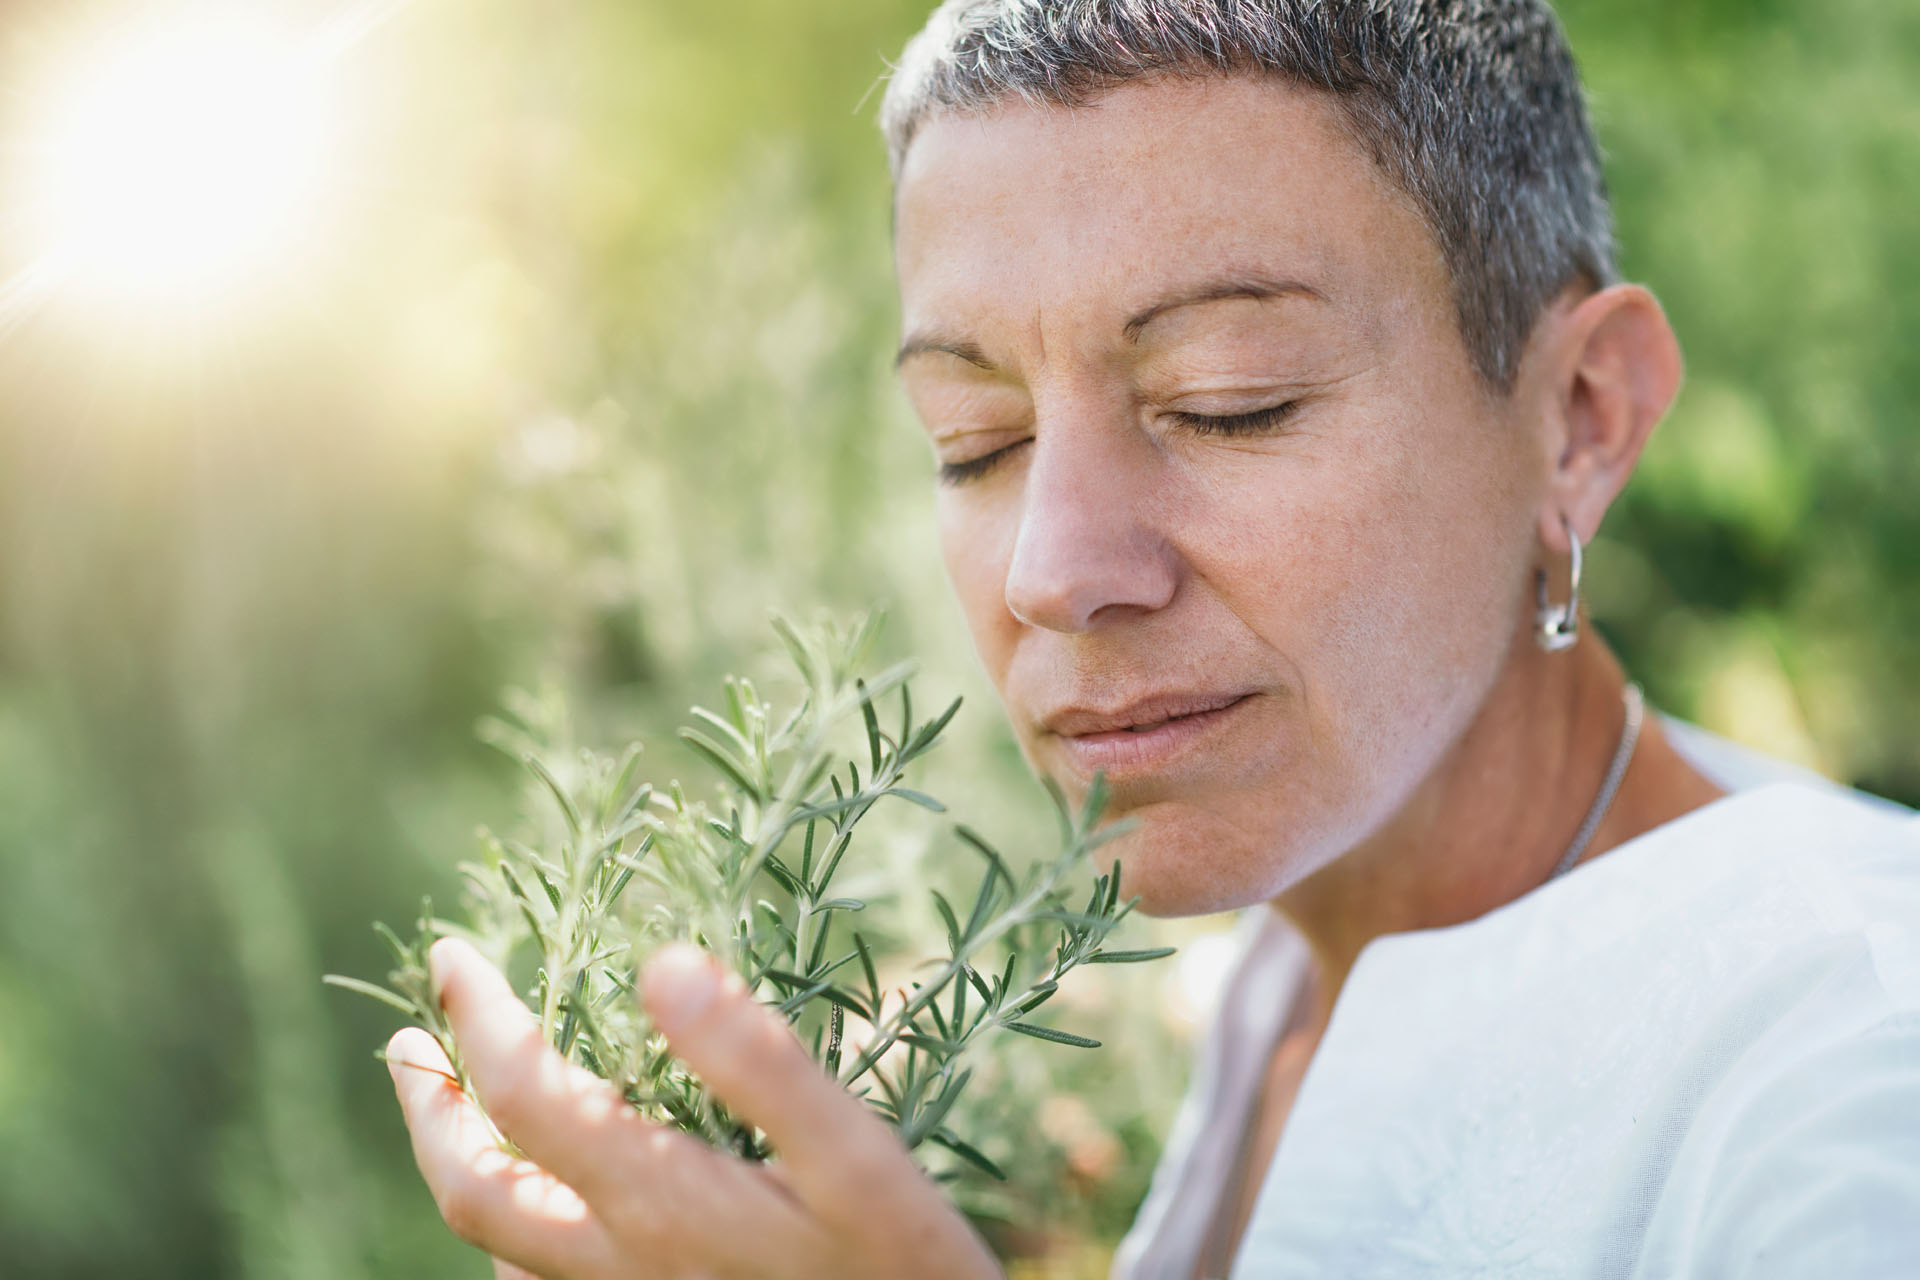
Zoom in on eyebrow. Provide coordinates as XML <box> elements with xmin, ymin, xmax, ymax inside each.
<box><xmin>893</xmin><ymin>336</ymin><xmax>996</xmax><ymax>371</ymax></box>
<box><xmin>892</xmin><ymin>274</ymin><xmax>1327</xmax><ymax>371</ymax></box>
<box><xmin>1121</xmin><ymin>275</ymin><xmax>1327</xmax><ymax>342</ymax></box>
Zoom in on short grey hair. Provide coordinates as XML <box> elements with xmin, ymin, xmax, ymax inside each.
<box><xmin>880</xmin><ymin>0</ymin><xmax>1618</xmax><ymax>391</ymax></box>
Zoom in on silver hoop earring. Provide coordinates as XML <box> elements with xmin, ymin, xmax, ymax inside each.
<box><xmin>1535</xmin><ymin>515</ymin><xmax>1582</xmax><ymax>652</ymax></box>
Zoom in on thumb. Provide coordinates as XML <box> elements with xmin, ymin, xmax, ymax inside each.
<box><xmin>640</xmin><ymin>944</ymin><xmax>897</xmax><ymax>1180</ymax></box>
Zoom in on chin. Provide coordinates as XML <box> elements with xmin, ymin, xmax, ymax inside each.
<box><xmin>1098</xmin><ymin>800</ymin><xmax>1304</xmax><ymax>919</ymax></box>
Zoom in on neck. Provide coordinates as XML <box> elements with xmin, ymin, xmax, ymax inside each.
<box><xmin>1271</xmin><ymin>630</ymin><xmax>1726</xmax><ymax>1036</ymax></box>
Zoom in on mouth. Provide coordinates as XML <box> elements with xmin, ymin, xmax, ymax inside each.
<box><xmin>1047</xmin><ymin>691</ymin><xmax>1258</xmax><ymax>780</ymax></box>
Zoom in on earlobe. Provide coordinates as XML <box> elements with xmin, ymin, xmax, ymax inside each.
<box><xmin>1539</xmin><ymin>283</ymin><xmax>1683</xmax><ymax>547</ymax></box>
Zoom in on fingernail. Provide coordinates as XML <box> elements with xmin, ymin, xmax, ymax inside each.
<box><xmin>645</xmin><ymin>943</ymin><xmax>720</xmax><ymax>1026</ymax></box>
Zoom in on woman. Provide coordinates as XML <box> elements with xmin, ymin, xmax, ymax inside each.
<box><xmin>388</xmin><ymin>2</ymin><xmax>1920</xmax><ymax>1276</ymax></box>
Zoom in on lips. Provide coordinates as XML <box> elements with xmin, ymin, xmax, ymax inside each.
<box><xmin>1043</xmin><ymin>690</ymin><xmax>1254</xmax><ymax>738</ymax></box>
<box><xmin>1044</xmin><ymin>690</ymin><xmax>1258</xmax><ymax>779</ymax></box>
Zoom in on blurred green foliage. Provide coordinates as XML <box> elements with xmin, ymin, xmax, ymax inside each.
<box><xmin>0</xmin><ymin>0</ymin><xmax>1913</xmax><ymax>1275</ymax></box>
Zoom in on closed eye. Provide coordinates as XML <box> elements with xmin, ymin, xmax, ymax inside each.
<box><xmin>936</xmin><ymin>401</ymin><xmax>1296</xmax><ymax>484</ymax></box>
<box><xmin>937</xmin><ymin>438</ymin><xmax>1030</xmax><ymax>486</ymax></box>
<box><xmin>1165</xmin><ymin>401</ymin><xmax>1300</xmax><ymax>436</ymax></box>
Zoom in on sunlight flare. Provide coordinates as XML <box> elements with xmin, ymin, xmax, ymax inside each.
<box><xmin>14</xmin><ymin>10</ymin><xmax>351</xmax><ymax>311</ymax></box>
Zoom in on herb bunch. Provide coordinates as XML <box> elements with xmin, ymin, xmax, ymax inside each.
<box><xmin>326</xmin><ymin>615</ymin><xmax>1173</xmax><ymax>1180</ymax></box>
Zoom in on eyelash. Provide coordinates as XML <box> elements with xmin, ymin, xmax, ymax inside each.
<box><xmin>935</xmin><ymin>401</ymin><xmax>1300</xmax><ymax>486</ymax></box>
<box><xmin>1165</xmin><ymin>401</ymin><xmax>1301</xmax><ymax>436</ymax></box>
<box><xmin>937</xmin><ymin>444</ymin><xmax>1025</xmax><ymax>486</ymax></box>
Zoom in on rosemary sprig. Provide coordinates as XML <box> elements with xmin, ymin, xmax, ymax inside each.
<box><xmin>325</xmin><ymin>615</ymin><xmax>1171</xmax><ymax>1180</ymax></box>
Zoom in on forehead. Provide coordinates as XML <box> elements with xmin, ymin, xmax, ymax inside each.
<box><xmin>893</xmin><ymin>74</ymin><xmax>1448</xmax><ymax>345</ymax></box>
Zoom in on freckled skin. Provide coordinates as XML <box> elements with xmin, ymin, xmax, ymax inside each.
<box><xmin>893</xmin><ymin>72</ymin><xmax>1721</xmax><ymax>1024</ymax></box>
<box><xmin>896</xmin><ymin>76</ymin><xmax>1544</xmax><ymax>919</ymax></box>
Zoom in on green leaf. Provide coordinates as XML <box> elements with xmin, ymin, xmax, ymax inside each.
<box><xmin>881</xmin><ymin>787</ymin><xmax>946</xmax><ymax>812</ymax></box>
<box><xmin>679</xmin><ymin>727</ymin><xmax>761</xmax><ymax>799</ymax></box>
<box><xmin>899</xmin><ymin>1032</ymin><xmax>957</xmax><ymax>1055</ymax></box>
<box><xmin>322</xmin><ymin>974</ymin><xmax>421</xmax><ymax>1017</ymax></box>
<box><xmin>963</xmin><ymin>963</ymin><xmax>993</xmax><ymax>1006</ymax></box>
<box><xmin>954</xmin><ymin>825</ymin><xmax>1011</xmax><ymax>889</ymax></box>
<box><xmin>1040</xmin><ymin>774</ymin><xmax>1073</xmax><ymax>842</ymax></box>
<box><xmin>852</xmin><ymin>932</ymin><xmax>881</xmax><ymax>1007</ymax></box>
<box><xmin>531</xmin><ymin>866</ymin><xmax>564</xmax><ymax>913</ymax></box>
<box><xmin>815</xmin><ymin>829</ymin><xmax>855</xmax><ymax>891</ymax></box>
<box><xmin>722</xmin><ymin>676</ymin><xmax>750</xmax><ymax>734</ymax></box>
<box><xmin>789</xmin><ymin>793</ymin><xmax>869</xmax><ymax>824</ymax></box>
<box><xmin>766</xmin><ymin>949</ymin><xmax>857</xmax><ymax>988</ymax></box>
<box><xmin>1003</xmin><ymin>1021</ymin><xmax>1101</xmax><ymax>1048</ymax></box>
<box><xmin>499</xmin><ymin>836</ymin><xmax>560</xmax><ymax>876</ymax></box>
<box><xmin>929</xmin><ymin>1129</ymin><xmax>1007</xmax><ymax>1181</ymax></box>
<box><xmin>605</xmin><ymin>744</ymin><xmax>647</xmax><ymax>822</ymax></box>
<box><xmin>514</xmin><ymin>898</ymin><xmax>548</xmax><ymax>948</ymax></box>
<box><xmin>1085</xmin><ymin>946</ymin><xmax>1177</xmax><ymax>964</ymax></box>
<box><xmin>689</xmin><ymin>706</ymin><xmax>757</xmax><ymax>763</ymax></box>
<box><xmin>372</xmin><ymin>920</ymin><xmax>411</xmax><ymax>965</ymax></box>
<box><xmin>907</xmin><ymin>696</ymin><xmax>963</xmax><ymax>757</ymax></box>
<box><xmin>1082</xmin><ymin>771</ymin><xmax>1111</xmax><ymax>830</ymax></box>
<box><xmin>498</xmin><ymin>863</ymin><xmax>537</xmax><ymax>908</ymax></box>
<box><xmin>772</xmin><ymin>975</ymin><xmax>863</xmax><ymax>1019</ymax></box>
<box><xmin>898</xmin><ymin>682</ymin><xmax>914</xmax><ymax>756</ymax></box>
<box><xmin>923</xmin><ymin>998</ymin><xmax>952</xmax><ymax>1042</ymax></box>
<box><xmin>760</xmin><ymin>856</ymin><xmax>804</xmax><ymax>899</ymax></box>
<box><xmin>962</xmin><ymin>868</ymin><xmax>999</xmax><ymax>940</ymax></box>
<box><xmin>768</xmin><ymin>614</ymin><xmax>815</xmax><ymax>686</ymax></box>
<box><xmin>931</xmin><ymin>890</ymin><xmax>962</xmax><ymax>953</ymax></box>
<box><xmin>605</xmin><ymin>862</ymin><xmax>637</xmax><ymax>907</ymax></box>
<box><xmin>524</xmin><ymin>754</ymin><xmax>583</xmax><ymax>835</ymax></box>
<box><xmin>904</xmin><ymin>1066</ymin><xmax>972</xmax><ymax>1148</ymax></box>
<box><xmin>1030</xmin><ymin>909</ymin><xmax>1110</xmax><ymax>929</ymax></box>
<box><xmin>858</xmin><ymin>678</ymin><xmax>883</xmax><ymax>774</ymax></box>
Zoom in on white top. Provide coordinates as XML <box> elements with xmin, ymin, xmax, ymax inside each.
<box><xmin>1113</xmin><ymin>722</ymin><xmax>1920</xmax><ymax>1278</ymax></box>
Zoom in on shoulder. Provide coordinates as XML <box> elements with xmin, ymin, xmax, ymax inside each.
<box><xmin>1635</xmin><ymin>1004</ymin><xmax>1920</xmax><ymax>1276</ymax></box>
<box><xmin>1315</xmin><ymin>779</ymin><xmax>1920</xmax><ymax>1165</ymax></box>
<box><xmin>1658</xmin><ymin>781</ymin><xmax>1920</xmax><ymax>1013</ymax></box>
<box><xmin>1524</xmin><ymin>779</ymin><xmax>1920</xmax><ymax>1040</ymax></box>
<box><xmin>1610</xmin><ymin>782</ymin><xmax>1920</xmax><ymax>1272</ymax></box>
<box><xmin>1340</xmin><ymin>777</ymin><xmax>1920</xmax><ymax>1032</ymax></box>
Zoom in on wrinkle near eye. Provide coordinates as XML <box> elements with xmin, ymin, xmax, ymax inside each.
<box><xmin>906</xmin><ymin>376</ymin><xmax>1032</xmax><ymax>439</ymax></box>
<box><xmin>1132</xmin><ymin>319</ymin><xmax>1372</xmax><ymax>398</ymax></box>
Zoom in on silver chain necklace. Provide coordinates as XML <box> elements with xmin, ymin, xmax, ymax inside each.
<box><xmin>1543</xmin><ymin>682</ymin><xmax>1645</xmax><ymax>884</ymax></box>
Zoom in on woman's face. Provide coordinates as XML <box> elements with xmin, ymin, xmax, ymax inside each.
<box><xmin>893</xmin><ymin>75</ymin><xmax>1552</xmax><ymax>917</ymax></box>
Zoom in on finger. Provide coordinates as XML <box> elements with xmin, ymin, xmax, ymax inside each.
<box><xmin>388</xmin><ymin>1028</ymin><xmax>617</xmax><ymax>1280</ymax></box>
<box><xmin>640</xmin><ymin>944</ymin><xmax>903</xmax><ymax>1201</ymax></box>
<box><xmin>429</xmin><ymin>937</ymin><xmax>707</xmax><ymax>1206</ymax></box>
<box><xmin>429</xmin><ymin>939</ymin><xmax>812</xmax><ymax>1256</ymax></box>
<box><xmin>494</xmin><ymin>1260</ymin><xmax>545</xmax><ymax>1280</ymax></box>
<box><xmin>432</xmin><ymin>938</ymin><xmax>833</xmax><ymax>1269</ymax></box>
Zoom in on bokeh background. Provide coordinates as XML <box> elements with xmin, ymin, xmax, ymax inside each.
<box><xmin>0</xmin><ymin>0</ymin><xmax>1913</xmax><ymax>1275</ymax></box>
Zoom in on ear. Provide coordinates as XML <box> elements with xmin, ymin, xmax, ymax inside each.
<box><xmin>1532</xmin><ymin>283</ymin><xmax>1683</xmax><ymax>554</ymax></box>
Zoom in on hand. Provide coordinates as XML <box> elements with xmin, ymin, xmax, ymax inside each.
<box><xmin>386</xmin><ymin>937</ymin><xmax>1006</xmax><ymax>1280</ymax></box>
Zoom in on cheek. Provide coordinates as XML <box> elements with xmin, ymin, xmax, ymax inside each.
<box><xmin>935</xmin><ymin>493</ymin><xmax>1018</xmax><ymax>677</ymax></box>
<box><xmin>1184</xmin><ymin>409</ymin><xmax>1535</xmax><ymax>838</ymax></box>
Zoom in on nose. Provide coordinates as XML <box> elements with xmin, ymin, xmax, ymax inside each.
<box><xmin>1003</xmin><ymin>415</ymin><xmax>1180</xmax><ymax>633</ymax></box>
